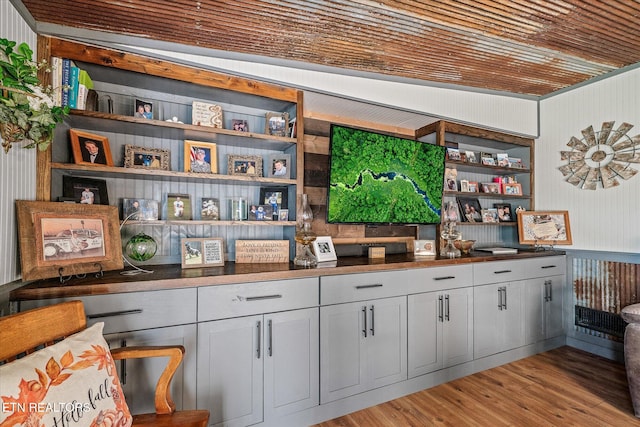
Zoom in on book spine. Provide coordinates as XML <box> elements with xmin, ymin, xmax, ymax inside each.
<box><xmin>76</xmin><ymin>69</ymin><xmax>93</xmax><ymax>110</ymax></box>
<box><xmin>61</xmin><ymin>58</ymin><xmax>71</xmax><ymax>107</ymax></box>
<box><xmin>68</xmin><ymin>66</ymin><xmax>80</xmax><ymax>109</ymax></box>
<box><xmin>51</xmin><ymin>57</ymin><xmax>63</xmax><ymax>106</ymax></box>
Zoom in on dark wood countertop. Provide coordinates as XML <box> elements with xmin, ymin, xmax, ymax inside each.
<box><xmin>10</xmin><ymin>250</ymin><xmax>565</xmax><ymax>301</ymax></box>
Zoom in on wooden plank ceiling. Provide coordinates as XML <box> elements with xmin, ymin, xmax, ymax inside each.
<box><xmin>16</xmin><ymin>0</ymin><xmax>640</xmax><ymax>97</ymax></box>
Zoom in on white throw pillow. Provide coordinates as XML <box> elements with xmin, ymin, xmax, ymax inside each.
<box><xmin>0</xmin><ymin>322</ymin><xmax>132</xmax><ymax>427</ymax></box>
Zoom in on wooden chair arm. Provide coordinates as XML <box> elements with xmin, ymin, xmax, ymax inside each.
<box><xmin>111</xmin><ymin>345</ymin><xmax>185</xmax><ymax>415</ymax></box>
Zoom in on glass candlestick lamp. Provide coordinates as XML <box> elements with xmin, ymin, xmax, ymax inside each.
<box><xmin>294</xmin><ymin>194</ymin><xmax>317</xmax><ymax>267</ymax></box>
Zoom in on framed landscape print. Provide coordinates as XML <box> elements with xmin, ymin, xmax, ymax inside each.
<box><xmin>15</xmin><ymin>201</ymin><xmax>123</xmax><ymax>281</ymax></box>
<box><xmin>517</xmin><ymin>211</ymin><xmax>573</xmax><ymax>245</ymax></box>
<box><xmin>70</xmin><ymin>129</ymin><xmax>114</xmax><ymax>166</ymax></box>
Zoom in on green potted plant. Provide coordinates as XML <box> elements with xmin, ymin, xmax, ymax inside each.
<box><xmin>0</xmin><ymin>38</ymin><xmax>69</xmax><ymax>153</ymax></box>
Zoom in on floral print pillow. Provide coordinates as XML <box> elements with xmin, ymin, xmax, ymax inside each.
<box><xmin>0</xmin><ymin>322</ymin><xmax>132</xmax><ymax>427</ymax></box>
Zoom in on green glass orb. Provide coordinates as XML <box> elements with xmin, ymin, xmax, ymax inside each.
<box><xmin>125</xmin><ymin>232</ymin><xmax>157</xmax><ymax>261</ymax></box>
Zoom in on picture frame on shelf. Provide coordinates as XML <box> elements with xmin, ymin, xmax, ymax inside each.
<box><xmin>414</xmin><ymin>239</ymin><xmax>436</xmax><ymax>257</ymax></box>
<box><xmin>481</xmin><ymin>182</ymin><xmax>501</xmax><ymax>194</ymax></box>
<box><xmin>231</xmin><ymin>119</ymin><xmax>249</xmax><ymax>132</ymax></box>
<box><xmin>15</xmin><ymin>200</ymin><xmax>123</xmax><ymax>281</ymax></box>
<box><xmin>248</xmin><ymin>204</ymin><xmax>274</xmax><ymax>221</ymax></box>
<box><xmin>517</xmin><ymin>210</ymin><xmax>572</xmax><ymax>245</ymax></box>
<box><xmin>167</xmin><ymin>193</ymin><xmax>192</xmax><ymax>220</ymax></box>
<box><xmin>192</xmin><ymin>101</ymin><xmax>223</xmax><ymax>128</ymax></box>
<box><xmin>496</xmin><ymin>153</ymin><xmax>509</xmax><ymax>167</ymax></box>
<box><xmin>122</xmin><ymin>198</ymin><xmax>159</xmax><ymax>221</ymax></box>
<box><xmin>227</xmin><ymin>154</ymin><xmax>263</xmax><ymax>177</ymax></box>
<box><xmin>181</xmin><ymin>237</ymin><xmax>225</xmax><ymax>268</ymax></box>
<box><xmin>443</xmin><ymin>200</ymin><xmax>459</xmax><ymax>222</ymax></box>
<box><xmin>508</xmin><ymin>157</ymin><xmax>524</xmax><ymax>169</ymax></box>
<box><xmin>259</xmin><ymin>187</ymin><xmax>288</xmax><ymax>220</ymax></box>
<box><xmin>465</xmin><ymin>151</ymin><xmax>478</xmax><ymax>163</ymax></box>
<box><xmin>200</xmin><ymin>197</ymin><xmax>220</xmax><ymax>220</ymax></box>
<box><xmin>457</xmin><ymin>197</ymin><xmax>482</xmax><ymax>222</ymax></box>
<box><xmin>446</xmin><ymin>147</ymin><xmax>461</xmax><ymax>161</ymax></box>
<box><xmin>460</xmin><ymin>179</ymin><xmax>470</xmax><ymax>192</ymax></box>
<box><xmin>70</xmin><ymin>129</ymin><xmax>114</xmax><ymax>166</ymax></box>
<box><xmin>62</xmin><ymin>176</ymin><xmax>109</xmax><ymax>205</ymax></box>
<box><xmin>123</xmin><ymin>144</ymin><xmax>170</xmax><ymax>170</ymax></box>
<box><xmin>265</xmin><ymin>112</ymin><xmax>289</xmax><ymax>137</ymax></box>
<box><xmin>312</xmin><ymin>236</ymin><xmax>338</xmax><ymax>263</ymax></box>
<box><xmin>494</xmin><ymin>203</ymin><xmax>514</xmax><ymax>222</ymax></box>
<box><xmin>481</xmin><ymin>208</ymin><xmax>499</xmax><ymax>223</ymax></box>
<box><xmin>278</xmin><ymin>208</ymin><xmax>289</xmax><ymax>221</ymax></box>
<box><xmin>467</xmin><ymin>181</ymin><xmax>479</xmax><ymax>192</ymax></box>
<box><xmin>445</xmin><ymin>167</ymin><xmax>458</xmax><ymax>191</ymax></box>
<box><xmin>134</xmin><ymin>99</ymin><xmax>153</xmax><ymax>119</ymax></box>
<box><xmin>184</xmin><ymin>140</ymin><xmax>217</xmax><ymax>174</ymax></box>
<box><xmin>267</xmin><ymin>153</ymin><xmax>291</xmax><ymax>178</ymax></box>
<box><xmin>503</xmin><ymin>182</ymin><xmax>523</xmax><ymax>195</ymax></box>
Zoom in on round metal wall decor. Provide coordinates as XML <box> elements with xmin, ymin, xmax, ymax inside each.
<box><xmin>559</xmin><ymin>121</ymin><xmax>640</xmax><ymax>190</ymax></box>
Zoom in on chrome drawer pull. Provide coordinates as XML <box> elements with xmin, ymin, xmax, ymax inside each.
<box><xmin>87</xmin><ymin>309</ymin><xmax>143</xmax><ymax>319</ymax></box>
<box><xmin>242</xmin><ymin>294</ymin><xmax>283</xmax><ymax>301</ymax></box>
<box><xmin>355</xmin><ymin>284</ymin><xmax>383</xmax><ymax>289</ymax></box>
<box><xmin>434</xmin><ymin>276</ymin><xmax>455</xmax><ymax>281</ymax></box>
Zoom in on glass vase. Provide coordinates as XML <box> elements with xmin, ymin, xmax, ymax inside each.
<box><xmin>294</xmin><ymin>194</ymin><xmax>317</xmax><ymax>267</ymax></box>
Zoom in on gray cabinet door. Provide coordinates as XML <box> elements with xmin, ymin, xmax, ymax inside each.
<box><xmin>408</xmin><ymin>291</ymin><xmax>442</xmax><ymax>378</ymax></box>
<box><xmin>368</xmin><ymin>296</ymin><xmax>407</xmax><ymax>390</ymax></box>
<box><xmin>197</xmin><ymin>316</ymin><xmax>263</xmax><ymax>427</ymax></box>
<box><xmin>545</xmin><ymin>275</ymin><xmax>565</xmax><ymax>339</ymax></box>
<box><xmin>105</xmin><ymin>323</ymin><xmax>197</xmax><ymax>415</ymax></box>
<box><xmin>264</xmin><ymin>307</ymin><xmax>319</xmax><ymax>419</ymax></box>
<box><xmin>442</xmin><ymin>287</ymin><xmax>474</xmax><ymax>368</ymax></box>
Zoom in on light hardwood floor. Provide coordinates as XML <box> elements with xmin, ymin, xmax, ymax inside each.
<box><xmin>314</xmin><ymin>346</ymin><xmax>640</xmax><ymax>426</ymax></box>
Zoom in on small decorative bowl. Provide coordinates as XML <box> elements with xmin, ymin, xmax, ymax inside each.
<box><xmin>453</xmin><ymin>239</ymin><xmax>475</xmax><ymax>255</ymax></box>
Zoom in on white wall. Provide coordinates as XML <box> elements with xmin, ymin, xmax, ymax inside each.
<box><xmin>538</xmin><ymin>70</ymin><xmax>640</xmax><ymax>252</ymax></box>
<box><xmin>0</xmin><ymin>0</ymin><xmax>37</xmax><ymax>287</ymax></box>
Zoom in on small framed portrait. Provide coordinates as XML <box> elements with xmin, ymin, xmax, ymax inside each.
<box><xmin>278</xmin><ymin>209</ymin><xmax>289</xmax><ymax>221</ymax></box>
<box><xmin>414</xmin><ymin>239</ymin><xmax>436</xmax><ymax>257</ymax></box>
<box><xmin>122</xmin><ymin>198</ymin><xmax>159</xmax><ymax>221</ymax></box>
<box><xmin>184</xmin><ymin>140</ymin><xmax>217</xmax><ymax>174</ymax></box>
<box><xmin>200</xmin><ymin>197</ymin><xmax>220</xmax><ymax>220</ymax></box>
<box><xmin>15</xmin><ymin>200</ymin><xmax>123</xmax><ymax>281</ymax></box>
<box><xmin>467</xmin><ymin>181</ymin><xmax>479</xmax><ymax>193</ymax></box>
<box><xmin>265</xmin><ymin>112</ymin><xmax>290</xmax><ymax>137</ymax></box>
<box><xmin>517</xmin><ymin>211</ymin><xmax>572</xmax><ymax>245</ymax></box>
<box><xmin>443</xmin><ymin>200</ymin><xmax>459</xmax><ymax>222</ymax></box>
<box><xmin>248</xmin><ymin>204</ymin><xmax>274</xmax><ymax>221</ymax></box>
<box><xmin>231</xmin><ymin>119</ymin><xmax>249</xmax><ymax>132</ymax></box>
<box><xmin>457</xmin><ymin>197</ymin><xmax>483</xmax><ymax>222</ymax></box>
<box><xmin>481</xmin><ymin>208</ymin><xmax>499</xmax><ymax>223</ymax></box>
<box><xmin>312</xmin><ymin>236</ymin><xmax>337</xmax><ymax>263</ymax></box>
<box><xmin>459</xmin><ymin>180</ymin><xmax>470</xmax><ymax>192</ymax></box>
<box><xmin>481</xmin><ymin>182</ymin><xmax>501</xmax><ymax>194</ymax></box>
<box><xmin>267</xmin><ymin>154</ymin><xmax>291</xmax><ymax>179</ymax></box>
<box><xmin>181</xmin><ymin>237</ymin><xmax>225</xmax><ymax>268</ymax></box>
<box><xmin>228</xmin><ymin>155</ymin><xmax>263</xmax><ymax>177</ymax></box>
<box><xmin>123</xmin><ymin>144</ymin><xmax>170</xmax><ymax>170</ymax></box>
<box><xmin>70</xmin><ymin>129</ymin><xmax>114</xmax><ymax>166</ymax></box>
<box><xmin>167</xmin><ymin>193</ymin><xmax>192</xmax><ymax>220</ymax></box>
<box><xmin>134</xmin><ymin>99</ymin><xmax>153</xmax><ymax>119</ymax></box>
<box><xmin>259</xmin><ymin>187</ymin><xmax>288</xmax><ymax>219</ymax></box>
<box><xmin>503</xmin><ymin>182</ymin><xmax>523</xmax><ymax>195</ymax></box>
<box><xmin>494</xmin><ymin>203</ymin><xmax>513</xmax><ymax>222</ymax></box>
<box><xmin>62</xmin><ymin>176</ymin><xmax>109</xmax><ymax>205</ymax></box>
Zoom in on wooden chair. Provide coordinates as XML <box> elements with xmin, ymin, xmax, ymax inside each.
<box><xmin>0</xmin><ymin>300</ymin><xmax>209</xmax><ymax>427</ymax></box>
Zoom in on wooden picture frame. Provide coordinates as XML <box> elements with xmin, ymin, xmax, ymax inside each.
<box><xmin>228</xmin><ymin>155</ymin><xmax>263</xmax><ymax>177</ymax></box>
<box><xmin>265</xmin><ymin>112</ymin><xmax>290</xmax><ymax>137</ymax></box>
<box><xmin>517</xmin><ymin>210</ymin><xmax>573</xmax><ymax>245</ymax></box>
<box><xmin>181</xmin><ymin>237</ymin><xmax>224</xmax><ymax>268</ymax></box>
<box><xmin>184</xmin><ymin>140</ymin><xmax>217</xmax><ymax>173</ymax></box>
<box><xmin>312</xmin><ymin>236</ymin><xmax>338</xmax><ymax>263</ymax></box>
<box><xmin>123</xmin><ymin>144</ymin><xmax>170</xmax><ymax>170</ymax></box>
<box><xmin>503</xmin><ymin>182</ymin><xmax>523</xmax><ymax>195</ymax></box>
<box><xmin>267</xmin><ymin>153</ymin><xmax>291</xmax><ymax>178</ymax></box>
<box><xmin>15</xmin><ymin>200</ymin><xmax>123</xmax><ymax>281</ymax></box>
<box><xmin>62</xmin><ymin>176</ymin><xmax>109</xmax><ymax>205</ymax></box>
<box><xmin>70</xmin><ymin>129</ymin><xmax>114</xmax><ymax>166</ymax></box>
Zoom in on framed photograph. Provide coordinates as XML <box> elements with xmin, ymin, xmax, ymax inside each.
<box><xmin>70</xmin><ymin>129</ymin><xmax>114</xmax><ymax>166</ymax></box>
<box><xmin>62</xmin><ymin>176</ymin><xmax>109</xmax><ymax>205</ymax></box>
<box><xmin>200</xmin><ymin>197</ymin><xmax>220</xmax><ymax>220</ymax></box>
<box><xmin>15</xmin><ymin>200</ymin><xmax>123</xmax><ymax>281</ymax></box>
<box><xmin>278</xmin><ymin>208</ymin><xmax>289</xmax><ymax>221</ymax></box>
<box><xmin>312</xmin><ymin>236</ymin><xmax>337</xmax><ymax>263</ymax></box>
<box><xmin>184</xmin><ymin>140</ymin><xmax>217</xmax><ymax>174</ymax></box>
<box><xmin>445</xmin><ymin>167</ymin><xmax>458</xmax><ymax>191</ymax></box>
<box><xmin>446</xmin><ymin>147</ymin><xmax>461</xmax><ymax>161</ymax></box>
<box><xmin>414</xmin><ymin>239</ymin><xmax>436</xmax><ymax>256</ymax></box>
<box><xmin>123</xmin><ymin>144</ymin><xmax>170</xmax><ymax>170</ymax></box>
<box><xmin>508</xmin><ymin>157</ymin><xmax>524</xmax><ymax>169</ymax></box>
<box><xmin>517</xmin><ymin>211</ymin><xmax>573</xmax><ymax>245</ymax></box>
<box><xmin>457</xmin><ymin>197</ymin><xmax>483</xmax><ymax>222</ymax></box>
<box><xmin>267</xmin><ymin>154</ymin><xmax>291</xmax><ymax>179</ymax></box>
<box><xmin>481</xmin><ymin>208</ymin><xmax>499</xmax><ymax>223</ymax></box>
<box><xmin>248</xmin><ymin>204</ymin><xmax>273</xmax><ymax>221</ymax></box>
<box><xmin>192</xmin><ymin>101</ymin><xmax>223</xmax><ymax>128</ymax></box>
<box><xmin>465</xmin><ymin>151</ymin><xmax>478</xmax><ymax>163</ymax></box>
<box><xmin>259</xmin><ymin>187</ymin><xmax>288</xmax><ymax>219</ymax></box>
<box><xmin>228</xmin><ymin>155</ymin><xmax>263</xmax><ymax>177</ymax></box>
<box><xmin>265</xmin><ymin>112</ymin><xmax>290</xmax><ymax>137</ymax></box>
<box><xmin>494</xmin><ymin>203</ymin><xmax>514</xmax><ymax>222</ymax></box>
<box><xmin>181</xmin><ymin>237</ymin><xmax>224</xmax><ymax>268</ymax></box>
<box><xmin>443</xmin><ymin>200</ymin><xmax>459</xmax><ymax>222</ymax></box>
<box><xmin>496</xmin><ymin>153</ymin><xmax>509</xmax><ymax>167</ymax></box>
<box><xmin>481</xmin><ymin>156</ymin><xmax>496</xmax><ymax>166</ymax></box>
<box><xmin>167</xmin><ymin>193</ymin><xmax>192</xmax><ymax>220</ymax></box>
<box><xmin>481</xmin><ymin>182</ymin><xmax>501</xmax><ymax>194</ymax></box>
<box><xmin>122</xmin><ymin>198</ymin><xmax>159</xmax><ymax>221</ymax></box>
<box><xmin>503</xmin><ymin>182</ymin><xmax>523</xmax><ymax>195</ymax></box>
<box><xmin>459</xmin><ymin>180</ymin><xmax>470</xmax><ymax>192</ymax></box>
<box><xmin>231</xmin><ymin>119</ymin><xmax>249</xmax><ymax>132</ymax></box>
<box><xmin>134</xmin><ymin>99</ymin><xmax>153</xmax><ymax>119</ymax></box>
<box><xmin>467</xmin><ymin>181</ymin><xmax>479</xmax><ymax>192</ymax></box>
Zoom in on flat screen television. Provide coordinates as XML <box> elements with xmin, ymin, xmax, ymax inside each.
<box><xmin>327</xmin><ymin>124</ymin><xmax>446</xmax><ymax>225</ymax></box>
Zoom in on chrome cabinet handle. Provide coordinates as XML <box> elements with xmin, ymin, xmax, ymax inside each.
<box><xmin>370</xmin><ymin>305</ymin><xmax>375</xmax><ymax>336</ymax></box>
<box><xmin>438</xmin><ymin>295</ymin><xmax>444</xmax><ymax>322</ymax></box>
<box><xmin>256</xmin><ymin>321</ymin><xmax>261</xmax><ymax>359</ymax></box>
<box><xmin>362</xmin><ymin>306</ymin><xmax>367</xmax><ymax>338</ymax></box>
<box><xmin>444</xmin><ymin>295</ymin><xmax>450</xmax><ymax>321</ymax></box>
<box><xmin>267</xmin><ymin>319</ymin><xmax>273</xmax><ymax>357</ymax></box>
<box><xmin>498</xmin><ymin>288</ymin><xmax>503</xmax><ymax>310</ymax></box>
<box><xmin>242</xmin><ymin>294</ymin><xmax>282</xmax><ymax>301</ymax></box>
<box><xmin>503</xmin><ymin>287</ymin><xmax>508</xmax><ymax>310</ymax></box>
<box><xmin>87</xmin><ymin>309</ymin><xmax>142</xmax><ymax>319</ymax></box>
<box><xmin>355</xmin><ymin>284</ymin><xmax>383</xmax><ymax>289</ymax></box>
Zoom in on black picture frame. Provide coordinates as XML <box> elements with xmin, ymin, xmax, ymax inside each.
<box><xmin>494</xmin><ymin>203</ymin><xmax>514</xmax><ymax>222</ymax></box>
<box><xmin>62</xmin><ymin>176</ymin><xmax>109</xmax><ymax>205</ymax></box>
<box><xmin>456</xmin><ymin>197</ymin><xmax>482</xmax><ymax>223</ymax></box>
<box><xmin>259</xmin><ymin>187</ymin><xmax>288</xmax><ymax>220</ymax></box>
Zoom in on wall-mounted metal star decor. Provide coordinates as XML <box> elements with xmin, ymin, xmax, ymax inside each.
<box><xmin>559</xmin><ymin>121</ymin><xmax>640</xmax><ymax>190</ymax></box>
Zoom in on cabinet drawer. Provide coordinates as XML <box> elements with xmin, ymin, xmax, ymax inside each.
<box><xmin>198</xmin><ymin>277</ymin><xmax>319</xmax><ymax>321</ymax></box>
<box><xmin>320</xmin><ymin>270</ymin><xmax>409</xmax><ymax>305</ymax></box>
<box><xmin>405</xmin><ymin>265</ymin><xmax>473</xmax><ymax>294</ymax></box>
<box><xmin>526</xmin><ymin>256</ymin><xmax>566</xmax><ymax>278</ymax></box>
<box><xmin>473</xmin><ymin>260</ymin><xmax>529</xmax><ymax>285</ymax></box>
<box><xmin>19</xmin><ymin>288</ymin><xmax>197</xmax><ymax>334</ymax></box>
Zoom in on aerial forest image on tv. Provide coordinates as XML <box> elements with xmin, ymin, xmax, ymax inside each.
<box><xmin>328</xmin><ymin>126</ymin><xmax>446</xmax><ymax>224</ymax></box>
